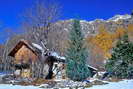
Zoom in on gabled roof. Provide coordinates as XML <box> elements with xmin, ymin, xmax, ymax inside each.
<box><xmin>8</xmin><ymin>39</ymin><xmax>66</xmax><ymax>63</ymax></box>
<box><xmin>8</xmin><ymin>39</ymin><xmax>38</xmax><ymax>57</ymax></box>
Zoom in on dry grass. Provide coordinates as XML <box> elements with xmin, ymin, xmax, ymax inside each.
<box><xmin>108</xmin><ymin>77</ymin><xmax>122</xmax><ymax>82</ymax></box>
<box><xmin>85</xmin><ymin>80</ymin><xmax>108</xmax><ymax>88</ymax></box>
<box><xmin>18</xmin><ymin>78</ymin><xmax>56</xmax><ymax>86</ymax></box>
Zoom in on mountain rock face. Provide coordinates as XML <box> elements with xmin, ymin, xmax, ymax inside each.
<box><xmin>49</xmin><ymin>14</ymin><xmax>133</xmax><ymax>69</ymax></box>
<box><xmin>56</xmin><ymin>14</ymin><xmax>133</xmax><ymax>37</ymax></box>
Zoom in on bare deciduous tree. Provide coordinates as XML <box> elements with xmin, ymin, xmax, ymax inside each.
<box><xmin>0</xmin><ymin>32</ymin><xmax>26</xmax><ymax>72</ymax></box>
<box><xmin>21</xmin><ymin>0</ymin><xmax>61</xmax><ymax>78</ymax></box>
<box><xmin>21</xmin><ymin>0</ymin><xmax>61</xmax><ymax>50</ymax></box>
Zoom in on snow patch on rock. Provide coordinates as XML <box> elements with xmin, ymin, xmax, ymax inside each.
<box><xmin>107</xmin><ymin>14</ymin><xmax>131</xmax><ymax>22</ymax></box>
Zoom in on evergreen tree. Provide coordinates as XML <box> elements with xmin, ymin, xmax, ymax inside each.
<box><xmin>66</xmin><ymin>19</ymin><xmax>91</xmax><ymax>81</ymax></box>
<box><xmin>105</xmin><ymin>34</ymin><xmax>133</xmax><ymax>79</ymax></box>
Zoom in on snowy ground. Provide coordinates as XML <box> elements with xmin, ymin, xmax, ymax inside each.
<box><xmin>0</xmin><ymin>84</ymin><xmax>41</xmax><ymax>89</ymax></box>
<box><xmin>0</xmin><ymin>80</ymin><xmax>133</xmax><ymax>89</ymax></box>
<box><xmin>87</xmin><ymin>79</ymin><xmax>133</xmax><ymax>89</ymax></box>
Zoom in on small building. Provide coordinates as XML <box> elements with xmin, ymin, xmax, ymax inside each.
<box><xmin>8</xmin><ymin>39</ymin><xmax>38</xmax><ymax>78</ymax></box>
<box><xmin>8</xmin><ymin>39</ymin><xmax>65</xmax><ymax>79</ymax></box>
<box><xmin>9</xmin><ymin>39</ymin><xmax>38</xmax><ymax>64</ymax></box>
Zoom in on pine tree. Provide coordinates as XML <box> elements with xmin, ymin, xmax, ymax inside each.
<box><xmin>66</xmin><ymin>19</ymin><xmax>91</xmax><ymax>81</ymax></box>
<box><xmin>105</xmin><ymin>34</ymin><xmax>133</xmax><ymax>79</ymax></box>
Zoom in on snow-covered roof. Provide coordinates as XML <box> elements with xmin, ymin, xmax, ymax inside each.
<box><xmin>59</xmin><ymin>56</ymin><xmax>66</xmax><ymax>60</ymax></box>
<box><xmin>50</xmin><ymin>52</ymin><xmax>66</xmax><ymax>60</ymax></box>
<box><xmin>87</xmin><ymin>65</ymin><xmax>98</xmax><ymax>71</ymax></box>
<box><xmin>32</xmin><ymin>43</ymin><xmax>44</xmax><ymax>51</ymax></box>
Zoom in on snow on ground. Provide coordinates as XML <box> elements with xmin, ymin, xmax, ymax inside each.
<box><xmin>0</xmin><ymin>80</ymin><xmax>133</xmax><ymax>89</ymax></box>
<box><xmin>87</xmin><ymin>79</ymin><xmax>133</xmax><ymax>89</ymax></box>
<box><xmin>0</xmin><ymin>84</ymin><xmax>41</xmax><ymax>89</ymax></box>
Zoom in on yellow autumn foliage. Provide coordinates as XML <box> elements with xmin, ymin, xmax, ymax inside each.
<box><xmin>127</xmin><ymin>24</ymin><xmax>133</xmax><ymax>33</ymax></box>
<box><xmin>86</xmin><ymin>23</ymin><xmax>133</xmax><ymax>68</ymax></box>
<box><xmin>127</xmin><ymin>24</ymin><xmax>133</xmax><ymax>42</ymax></box>
<box><xmin>88</xmin><ymin>25</ymin><xmax>113</xmax><ymax>58</ymax></box>
<box><xmin>114</xmin><ymin>26</ymin><xmax>126</xmax><ymax>39</ymax></box>
<box><xmin>87</xmin><ymin>25</ymin><xmax>128</xmax><ymax>58</ymax></box>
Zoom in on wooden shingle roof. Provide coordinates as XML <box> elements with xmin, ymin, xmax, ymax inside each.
<box><xmin>8</xmin><ymin>39</ymin><xmax>38</xmax><ymax>57</ymax></box>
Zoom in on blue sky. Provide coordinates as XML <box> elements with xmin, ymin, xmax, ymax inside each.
<box><xmin>0</xmin><ymin>0</ymin><xmax>133</xmax><ymax>44</ymax></box>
